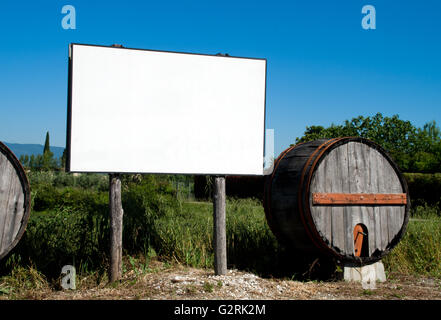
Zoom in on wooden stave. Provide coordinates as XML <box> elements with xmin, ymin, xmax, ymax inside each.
<box><xmin>0</xmin><ymin>141</ymin><xmax>31</xmax><ymax>261</ymax></box>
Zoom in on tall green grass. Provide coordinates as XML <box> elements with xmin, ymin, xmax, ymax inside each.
<box><xmin>383</xmin><ymin>205</ymin><xmax>441</xmax><ymax>278</ymax></box>
<box><xmin>151</xmin><ymin>199</ymin><xmax>280</xmax><ymax>272</ymax></box>
<box><xmin>153</xmin><ymin>201</ymin><xmax>213</xmax><ymax>267</ymax></box>
<box><xmin>150</xmin><ymin>198</ymin><xmax>333</xmax><ymax>279</ymax></box>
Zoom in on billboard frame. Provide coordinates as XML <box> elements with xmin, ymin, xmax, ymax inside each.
<box><xmin>66</xmin><ymin>43</ymin><xmax>267</xmax><ymax>176</ymax></box>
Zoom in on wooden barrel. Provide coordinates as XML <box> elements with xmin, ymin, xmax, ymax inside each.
<box><xmin>0</xmin><ymin>141</ymin><xmax>31</xmax><ymax>260</ymax></box>
<box><xmin>264</xmin><ymin>137</ymin><xmax>410</xmax><ymax>264</ymax></box>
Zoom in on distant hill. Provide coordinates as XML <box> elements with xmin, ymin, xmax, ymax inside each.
<box><xmin>2</xmin><ymin>142</ymin><xmax>65</xmax><ymax>159</ymax></box>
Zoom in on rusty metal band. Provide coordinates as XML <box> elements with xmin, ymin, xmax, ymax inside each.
<box><xmin>312</xmin><ymin>193</ymin><xmax>407</xmax><ymax>205</ymax></box>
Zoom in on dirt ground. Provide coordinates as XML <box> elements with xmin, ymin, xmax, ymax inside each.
<box><xmin>25</xmin><ymin>261</ymin><xmax>441</xmax><ymax>300</ymax></box>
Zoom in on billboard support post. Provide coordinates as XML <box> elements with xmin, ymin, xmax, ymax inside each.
<box><xmin>213</xmin><ymin>176</ymin><xmax>227</xmax><ymax>275</ymax></box>
<box><xmin>109</xmin><ymin>173</ymin><xmax>123</xmax><ymax>282</ymax></box>
<box><xmin>107</xmin><ymin>44</ymin><xmax>125</xmax><ymax>283</ymax></box>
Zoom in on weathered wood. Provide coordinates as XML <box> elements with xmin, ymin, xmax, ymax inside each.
<box><xmin>109</xmin><ymin>173</ymin><xmax>123</xmax><ymax>282</ymax></box>
<box><xmin>335</xmin><ymin>143</ymin><xmax>348</xmax><ymax>254</ymax></box>
<box><xmin>346</xmin><ymin>141</ymin><xmax>360</xmax><ymax>257</ymax></box>
<box><xmin>382</xmin><ymin>153</ymin><xmax>404</xmax><ymax>243</ymax></box>
<box><xmin>312</xmin><ymin>193</ymin><xmax>407</xmax><ymax>205</ymax></box>
<box><xmin>0</xmin><ymin>142</ymin><xmax>31</xmax><ymax>260</ymax></box>
<box><xmin>377</xmin><ymin>153</ymin><xmax>389</xmax><ymax>250</ymax></box>
<box><xmin>368</xmin><ymin>147</ymin><xmax>382</xmax><ymax>252</ymax></box>
<box><xmin>264</xmin><ymin>137</ymin><xmax>410</xmax><ymax>265</ymax></box>
<box><xmin>213</xmin><ymin>176</ymin><xmax>227</xmax><ymax>275</ymax></box>
<box><xmin>309</xmin><ymin>145</ymin><xmax>332</xmax><ymax>242</ymax></box>
<box><xmin>356</xmin><ymin>142</ymin><xmax>375</xmax><ymax>257</ymax></box>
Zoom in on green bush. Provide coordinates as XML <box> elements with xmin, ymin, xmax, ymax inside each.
<box><xmin>29</xmin><ymin>171</ymin><xmax>108</xmax><ymax>192</ymax></box>
<box><xmin>32</xmin><ymin>186</ymin><xmax>108</xmax><ymax>213</ymax></box>
<box><xmin>13</xmin><ymin>205</ymin><xmax>109</xmax><ymax>276</ymax></box>
<box><xmin>404</xmin><ymin>173</ymin><xmax>441</xmax><ymax>209</ymax></box>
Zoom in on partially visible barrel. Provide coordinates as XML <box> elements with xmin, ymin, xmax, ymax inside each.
<box><xmin>0</xmin><ymin>141</ymin><xmax>31</xmax><ymax>260</ymax></box>
<box><xmin>264</xmin><ymin>137</ymin><xmax>410</xmax><ymax>264</ymax></box>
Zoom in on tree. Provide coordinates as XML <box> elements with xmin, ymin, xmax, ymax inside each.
<box><xmin>61</xmin><ymin>148</ymin><xmax>67</xmax><ymax>170</ymax></box>
<box><xmin>19</xmin><ymin>154</ymin><xmax>30</xmax><ymax>168</ymax></box>
<box><xmin>41</xmin><ymin>150</ymin><xmax>58</xmax><ymax>171</ymax></box>
<box><xmin>19</xmin><ymin>155</ymin><xmax>28</xmax><ymax>168</ymax></box>
<box><xmin>27</xmin><ymin>131</ymin><xmax>59</xmax><ymax>171</ymax></box>
<box><xmin>412</xmin><ymin>120</ymin><xmax>441</xmax><ymax>172</ymax></box>
<box><xmin>29</xmin><ymin>155</ymin><xmax>36</xmax><ymax>169</ymax></box>
<box><xmin>44</xmin><ymin>131</ymin><xmax>50</xmax><ymax>154</ymax></box>
<box><xmin>294</xmin><ymin>113</ymin><xmax>441</xmax><ymax>173</ymax></box>
<box><xmin>296</xmin><ymin>113</ymin><xmax>416</xmax><ymax>152</ymax></box>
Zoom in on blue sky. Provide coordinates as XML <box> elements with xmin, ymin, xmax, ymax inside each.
<box><xmin>0</xmin><ymin>0</ymin><xmax>440</xmax><ymax>157</ymax></box>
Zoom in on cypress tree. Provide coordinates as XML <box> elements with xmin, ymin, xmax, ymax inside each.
<box><xmin>43</xmin><ymin>131</ymin><xmax>50</xmax><ymax>154</ymax></box>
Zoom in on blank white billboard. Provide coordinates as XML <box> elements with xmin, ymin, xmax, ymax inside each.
<box><xmin>67</xmin><ymin>44</ymin><xmax>266</xmax><ymax>175</ymax></box>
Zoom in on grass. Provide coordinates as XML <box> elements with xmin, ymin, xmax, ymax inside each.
<box><xmin>383</xmin><ymin>206</ymin><xmax>441</xmax><ymax>279</ymax></box>
<box><xmin>203</xmin><ymin>281</ymin><xmax>214</xmax><ymax>293</ymax></box>
<box><xmin>153</xmin><ymin>201</ymin><xmax>214</xmax><ymax>268</ymax></box>
<box><xmin>151</xmin><ymin>198</ymin><xmax>285</xmax><ymax>277</ymax></box>
<box><xmin>361</xmin><ymin>289</ymin><xmax>374</xmax><ymax>296</ymax></box>
<box><xmin>0</xmin><ymin>265</ymin><xmax>50</xmax><ymax>299</ymax></box>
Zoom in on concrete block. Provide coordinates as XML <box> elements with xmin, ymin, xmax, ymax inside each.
<box><xmin>343</xmin><ymin>261</ymin><xmax>386</xmax><ymax>289</ymax></box>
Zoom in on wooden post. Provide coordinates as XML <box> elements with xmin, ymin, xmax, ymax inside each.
<box><xmin>107</xmin><ymin>45</ymin><xmax>124</xmax><ymax>282</ymax></box>
<box><xmin>213</xmin><ymin>176</ymin><xmax>227</xmax><ymax>275</ymax></box>
<box><xmin>109</xmin><ymin>173</ymin><xmax>123</xmax><ymax>282</ymax></box>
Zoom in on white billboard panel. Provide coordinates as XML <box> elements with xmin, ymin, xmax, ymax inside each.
<box><xmin>67</xmin><ymin>44</ymin><xmax>266</xmax><ymax>175</ymax></box>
